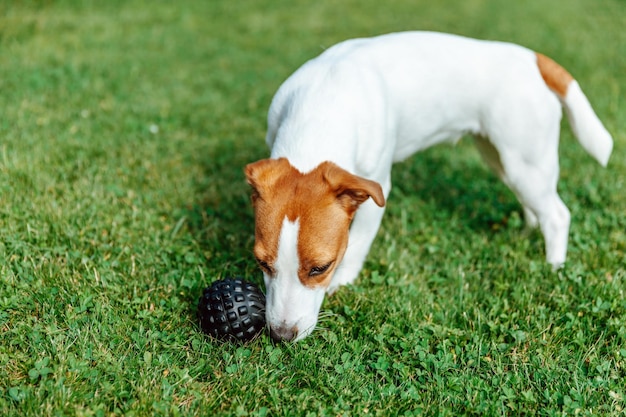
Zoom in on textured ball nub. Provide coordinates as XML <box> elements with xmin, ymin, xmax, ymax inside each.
<box><xmin>198</xmin><ymin>278</ymin><xmax>266</xmax><ymax>342</ymax></box>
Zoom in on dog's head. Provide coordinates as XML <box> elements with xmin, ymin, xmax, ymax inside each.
<box><xmin>245</xmin><ymin>158</ymin><xmax>384</xmax><ymax>342</ymax></box>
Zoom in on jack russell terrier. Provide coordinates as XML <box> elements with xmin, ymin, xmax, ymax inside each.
<box><xmin>244</xmin><ymin>32</ymin><xmax>613</xmax><ymax>342</ymax></box>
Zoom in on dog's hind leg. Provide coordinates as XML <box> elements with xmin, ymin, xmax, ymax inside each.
<box><xmin>505</xmin><ymin>166</ymin><xmax>570</xmax><ymax>268</ymax></box>
<box><xmin>473</xmin><ymin>136</ymin><xmax>539</xmax><ymax>229</ymax></box>
<box><xmin>491</xmin><ymin>137</ymin><xmax>570</xmax><ymax>268</ymax></box>
<box><xmin>482</xmin><ymin>94</ymin><xmax>571</xmax><ymax>268</ymax></box>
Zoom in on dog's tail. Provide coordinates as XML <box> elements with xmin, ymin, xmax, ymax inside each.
<box><xmin>536</xmin><ymin>53</ymin><xmax>613</xmax><ymax>167</ymax></box>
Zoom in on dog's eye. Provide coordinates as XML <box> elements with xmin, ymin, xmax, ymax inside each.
<box><xmin>256</xmin><ymin>258</ymin><xmax>275</xmax><ymax>275</ymax></box>
<box><xmin>309</xmin><ymin>262</ymin><xmax>333</xmax><ymax>277</ymax></box>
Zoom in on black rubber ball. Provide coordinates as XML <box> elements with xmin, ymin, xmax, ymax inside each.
<box><xmin>197</xmin><ymin>278</ymin><xmax>266</xmax><ymax>342</ymax></box>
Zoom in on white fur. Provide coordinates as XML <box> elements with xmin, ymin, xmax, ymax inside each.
<box><xmin>264</xmin><ymin>218</ymin><xmax>325</xmax><ymax>342</ymax></box>
<box><xmin>260</xmin><ymin>31</ymin><xmax>613</xmax><ymax>340</ymax></box>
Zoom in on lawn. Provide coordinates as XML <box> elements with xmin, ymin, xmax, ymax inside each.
<box><xmin>1</xmin><ymin>0</ymin><xmax>625</xmax><ymax>415</ymax></box>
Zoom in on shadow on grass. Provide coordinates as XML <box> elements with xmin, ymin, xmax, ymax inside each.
<box><xmin>185</xmin><ymin>139</ymin><xmax>525</xmax><ymax>281</ymax></box>
<box><xmin>174</xmin><ymin>139</ymin><xmax>267</xmax><ymax>329</ymax></box>
<box><xmin>389</xmin><ymin>142</ymin><xmax>522</xmax><ymax>233</ymax></box>
<box><xmin>181</xmin><ymin>139</ymin><xmax>528</xmax><ymax>320</ymax></box>
<box><xmin>187</xmin><ymin>140</ymin><xmax>263</xmax><ymax>276</ymax></box>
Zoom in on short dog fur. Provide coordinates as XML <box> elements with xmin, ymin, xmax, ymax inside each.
<box><xmin>245</xmin><ymin>32</ymin><xmax>613</xmax><ymax>342</ymax></box>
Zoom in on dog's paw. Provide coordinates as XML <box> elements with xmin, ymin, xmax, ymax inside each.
<box><xmin>523</xmin><ymin>207</ymin><xmax>539</xmax><ymax>229</ymax></box>
<box><xmin>327</xmin><ymin>275</ymin><xmax>356</xmax><ymax>296</ymax></box>
<box><xmin>326</xmin><ymin>284</ymin><xmax>340</xmax><ymax>296</ymax></box>
<box><xmin>549</xmin><ymin>260</ymin><xmax>565</xmax><ymax>272</ymax></box>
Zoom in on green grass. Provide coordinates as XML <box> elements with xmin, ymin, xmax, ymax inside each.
<box><xmin>1</xmin><ymin>0</ymin><xmax>625</xmax><ymax>415</ymax></box>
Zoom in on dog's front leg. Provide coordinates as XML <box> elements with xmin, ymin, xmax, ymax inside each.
<box><xmin>328</xmin><ymin>198</ymin><xmax>387</xmax><ymax>295</ymax></box>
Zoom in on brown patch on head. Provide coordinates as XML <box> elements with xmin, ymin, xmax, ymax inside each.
<box><xmin>245</xmin><ymin>158</ymin><xmax>385</xmax><ymax>288</ymax></box>
<box><xmin>536</xmin><ymin>52</ymin><xmax>574</xmax><ymax>98</ymax></box>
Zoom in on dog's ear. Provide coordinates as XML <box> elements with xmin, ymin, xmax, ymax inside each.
<box><xmin>244</xmin><ymin>158</ymin><xmax>293</xmax><ymax>202</ymax></box>
<box><xmin>319</xmin><ymin>162</ymin><xmax>385</xmax><ymax>213</ymax></box>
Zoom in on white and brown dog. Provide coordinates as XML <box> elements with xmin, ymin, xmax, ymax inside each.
<box><xmin>244</xmin><ymin>32</ymin><xmax>613</xmax><ymax>342</ymax></box>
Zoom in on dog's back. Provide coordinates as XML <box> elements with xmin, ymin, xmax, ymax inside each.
<box><xmin>266</xmin><ymin>32</ymin><xmax>552</xmax><ymax>172</ymax></box>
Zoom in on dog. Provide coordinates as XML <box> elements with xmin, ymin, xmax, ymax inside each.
<box><xmin>244</xmin><ymin>31</ymin><xmax>613</xmax><ymax>342</ymax></box>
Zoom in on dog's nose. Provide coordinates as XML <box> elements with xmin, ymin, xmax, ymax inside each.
<box><xmin>270</xmin><ymin>325</ymin><xmax>297</xmax><ymax>342</ymax></box>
